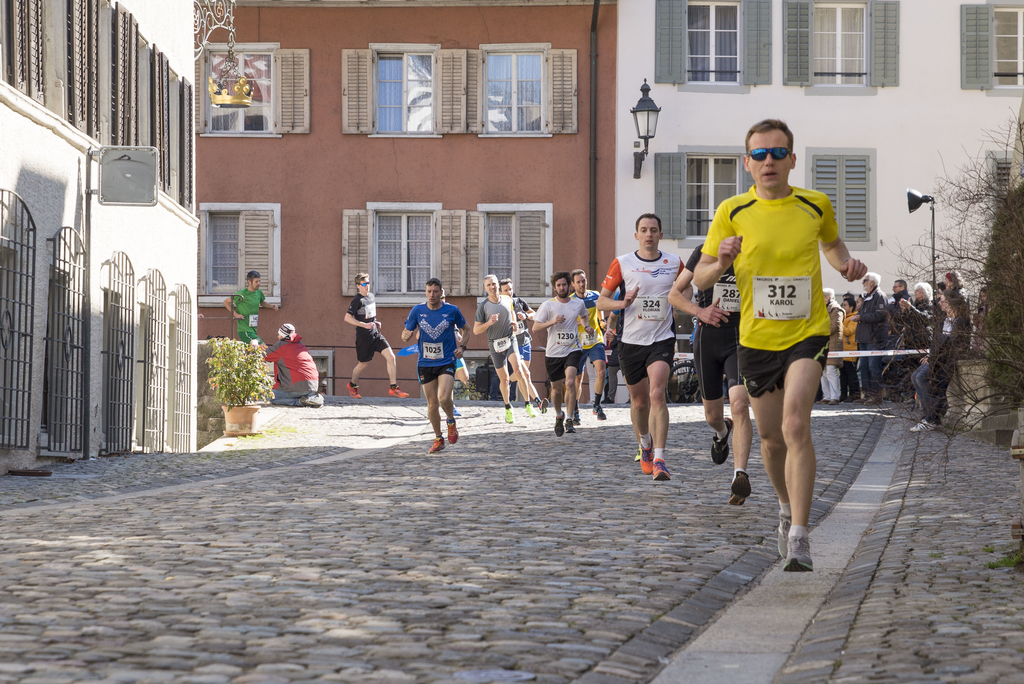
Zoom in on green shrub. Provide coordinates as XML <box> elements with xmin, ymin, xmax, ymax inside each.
<box><xmin>205</xmin><ymin>338</ymin><xmax>274</xmax><ymax>407</ymax></box>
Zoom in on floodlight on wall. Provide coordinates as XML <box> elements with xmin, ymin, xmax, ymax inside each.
<box><xmin>631</xmin><ymin>80</ymin><xmax>661</xmax><ymax>179</ymax></box>
<box><xmin>907</xmin><ymin>188</ymin><xmax>936</xmax><ymax>287</ymax></box>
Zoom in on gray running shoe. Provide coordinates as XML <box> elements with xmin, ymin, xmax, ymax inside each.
<box><xmin>783</xmin><ymin>534</ymin><xmax>813</xmax><ymax>572</ymax></box>
<box><xmin>778</xmin><ymin>509</ymin><xmax>792</xmax><ymax>558</ymax></box>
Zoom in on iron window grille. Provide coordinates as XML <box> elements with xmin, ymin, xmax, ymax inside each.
<box><xmin>101</xmin><ymin>251</ymin><xmax>135</xmax><ymax>454</ymax></box>
<box><xmin>0</xmin><ymin>190</ymin><xmax>37</xmax><ymax>449</ymax></box>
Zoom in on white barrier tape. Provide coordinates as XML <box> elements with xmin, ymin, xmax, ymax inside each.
<box><xmin>672</xmin><ymin>349</ymin><xmax>928</xmax><ymax>362</ymax></box>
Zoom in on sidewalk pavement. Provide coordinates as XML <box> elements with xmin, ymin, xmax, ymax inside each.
<box><xmin>0</xmin><ymin>398</ymin><xmax>1019</xmax><ymax>684</ymax></box>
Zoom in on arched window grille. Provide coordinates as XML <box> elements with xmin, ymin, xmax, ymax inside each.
<box><xmin>102</xmin><ymin>251</ymin><xmax>135</xmax><ymax>454</ymax></box>
<box><xmin>0</xmin><ymin>190</ymin><xmax>37</xmax><ymax>449</ymax></box>
<box><xmin>44</xmin><ymin>227</ymin><xmax>85</xmax><ymax>453</ymax></box>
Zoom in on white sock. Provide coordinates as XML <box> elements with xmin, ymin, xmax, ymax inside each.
<box><xmin>653</xmin><ymin>448</ymin><xmax>665</xmax><ymax>462</ymax></box>
<box><xmin>733</xmin><ymin>468</ymin><xmax>746</xmax><ymax>480</ymax></box>
<box><xmin>715</xmin><ymin>425</ymin><xmax>729</xmax><ymax>440</ymax></box>
<box><xmin>640</xmin><ymin>433</ymin><xmax>652</xmax><ymax>449</ymax></box>
<box><xmin>780</xmin><ymin>502</ymin><xmax>792</xmax><ymax>517</ymax></box>
<box><xmin>789</xmin><ymin>524</ymin><xmax>808</xmax><ymax>539</ymax></box>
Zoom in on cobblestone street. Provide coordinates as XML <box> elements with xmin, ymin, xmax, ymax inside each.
<box><xmin>0</xmin><ymin>399</ymin><xmax>1020</xmax><ymax>684</ymax></box>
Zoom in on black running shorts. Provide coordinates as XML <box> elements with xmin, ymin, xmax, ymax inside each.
<box><xmin>418</xmin><ymin>363</ymin><xmax>455</xmax><ymax>385</ymax></box>
<box><xmin>618</xmin><ymin>338</ymin><xmax>676</xmax><ymax>386</ymax></box>
<box><xmin>694</xmin><ymin>324</ymin><xmax>742</xmax><ymax>402</ymax></box>
<box><xmin>545</xmin><ymin>351</ymin><xmax>583</xmax><ymax>383</ymax></box>
<box><xmin>738</xmin><ymin>335</ymin><xmax>830</xmax><ymax>398</ymax></box>
<box><xmin>356</xmin><ymin>332</ymin><xmax>390</xmax><ymax>363</ymax></box>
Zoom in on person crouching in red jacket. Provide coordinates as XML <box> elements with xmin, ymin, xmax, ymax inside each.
<box><xmin>264</xmin><ymin>324</ymin><xmax>324</xmax><ymax>407</ymax></box>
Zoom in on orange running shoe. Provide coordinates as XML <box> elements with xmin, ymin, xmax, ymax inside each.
<box><xmin>428</xmin><ymin>436</ymin><xmax>445</xmax><ymax>453</ymax></box>
<box><xmin>652</xmin><ymin>460</ymin><xmax>671</xmax><ymax>481</ymax></box>
<box><xmin>389</xmin><ymin>385</ymin><xmax>410</xmax><ymax>398</ymax></box>
<box><xmin>640</xmin><ymin>444</ymin><xmax>655</xmax><ymax>475</ymax></box>
<box><xmin>447</xmin><ymin>419</ymin><xmax>459</xmax><ymax>444</ymax></box>
<box><xmin>347</xmin><ymin>382</ymin><xmax>361</xmax><ymax>399</ymax></box>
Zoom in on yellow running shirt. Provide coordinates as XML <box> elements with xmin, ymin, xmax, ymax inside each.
<box><xmin>702</xmin><ymin>186</ymin><xmax>839</xmax><ymax>352</ymax></box>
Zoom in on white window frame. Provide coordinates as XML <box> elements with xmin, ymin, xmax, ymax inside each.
<box><xmin>480</xmin><ymin>43</ymin><xmax>550</xmax><ymax>135</ymax></box>
<box><xmin>477</xmin><ymin>203</ymin><xmax>554</xmax><ymax>299</ymax></box>
<box><xmin>198</xmin><ymin>202</ymin><xmax>282</xmax><ymax>305</ymax></box>
<box><xmin>685</xmin><ymin>155</ymin><xmax>743</xmax><ymax>237</ymax></box>
<box><xmin>370</xmin><ymin>43</ymin><xmax>440</xmax><ymax>137</ymax></box>
<box><xmin>813</xmin><ymin>3</ymin><xmax>867</xmax><ymax>86</ymax></box>
<box><xmin>366</xmin><ymin>202</ymin><xmax>441</xmax><ymax>304</ymax></box>
<box><xmin>200</xmin><ymin>42</ymin><xmax>281</xmax><ymax>137</ymax></box>
<box><xmin>995</xmin><ymin>8</ymin><xmax>1024</xmax><ymax>87</ymax></box>
<box><xmin>686</xmin><ymin>2</ymin><xmax>741</xmax><ymax>84</ymax></box>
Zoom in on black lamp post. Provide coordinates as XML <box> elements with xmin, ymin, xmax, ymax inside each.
<box><xmin>631</xmin><ymin>79</ymin><xmax>660</xmax><ymax>179</ymax></box>
<box><xmin>907</xmin><ymin>188</ymin><xmax>936</xmax><ymax>287</ymax></box>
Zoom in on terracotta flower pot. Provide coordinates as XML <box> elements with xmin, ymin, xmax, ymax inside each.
<box><xmin>222</xmin><ymin>404</ymin><xmax>264</xmax><ymax>437</ymax></box>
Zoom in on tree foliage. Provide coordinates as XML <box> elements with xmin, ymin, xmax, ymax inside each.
<box><xmin>205</xmin><ymin>338</ymin><xmax>274</xmax><ymax>407</ymax></box>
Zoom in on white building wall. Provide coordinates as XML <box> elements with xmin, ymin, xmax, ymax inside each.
<box><xmin>617</xmin><ymin>0</ymin><xmax>1020</xmax><ymax>296</ymax></box>
<box><xmin>0</xmin><ymin>0</ymin><xmax>197</xmax><ymax>471</ymax></box>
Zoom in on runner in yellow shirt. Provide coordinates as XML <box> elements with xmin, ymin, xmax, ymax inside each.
<box><xmin>693</xmin><ymin>119</ymin><xmax>867</xmax><ymax>572</ymax></box>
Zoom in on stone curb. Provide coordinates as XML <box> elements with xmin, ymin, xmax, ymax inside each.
<box><xmin>774</xmin><ymin>441</ymin><xmax>925</xmax><ymax>684</ymax></box>
<box><xmin>574</xmin><ymin>414</ymin><xmax>886</xmax><ymax>684</ymax></box>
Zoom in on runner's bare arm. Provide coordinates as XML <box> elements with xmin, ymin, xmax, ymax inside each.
<box><xmin>693</xmin><ymin>238</ymin><xmax>741</xmax><ymax>290</ymax></box>
<box><xmin>668</xmin><ymin>268</ymin><xmax>700</xmax><ymax>316</ymax></box>
<box><xmin>401</xmin><ymin>323</ymin><xmax>416</xmax><ymax>343</ymax></box>
<box><xmin>344</xmin><ymin>312</ymin><xmax>374</xmax><ymax>330</ymax></box>
<box><xmin>597</xmin><ymin>286</ymin><xmax>638</xmax><ymax>312</ymax></box>
<box><xmin>821</xmin><ymin>237</ymin><xmax>868</xmax><ymax>282</ymax></box>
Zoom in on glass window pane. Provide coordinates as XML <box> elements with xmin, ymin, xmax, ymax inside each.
<box><xmin>407</xmin><ymin>215</ymin><xmax>432</xmax><ymax>241</ymax></box>
<box><xmin>714</xmin><ymin>158</ymin><xmax>737</xmax><ymax>184</ymax></box>
<box><xmin>243</xmin><ymin>106</ymin><xmax>270</xmax><ymax>132</ymax></box>
<box><xmin>211</xmin><ymin>109</ymin><xmax>239</xmax><ymax>132</ymax></box>
<box><xmin>519</xmin><ymin>80</ymin><xmax>541</xmax><ymax>107</ymax></box>
<box><xmin>517</xmin><ymin>55</ymin><xmax>542</xmax><ymax>80</ymax></box>
<box><xmin>487</xmin><ymin>216</ymin><xmax>514</xmax><ymax>279</ymax></box>
<box><xmin>518</xmin><ymin>106</ymin><xmax>542</xmax><ymax>132</ymax></box>
<box><xmin>379</xmin><ymin>56</ymin><xmax>403</xmax><ymax>82</ymax></box>
<box><xmin>489</xmin><ymin>54</ymin><xmax>512</xmax><ymax>80</ymax></box>
<box><xmin>408</xmin><ymin>82</ymin><xmax>432</xmax><ymax>107</ymax></box>
<box><xmin>210</xmin><ymin>215</ymin><xmax>238</xmax><ymax>290</ymax></box>
<box><xmin>688</xmin><ymin>5</ymin><xmax>710</xmax><ymax>31</ymax></box>
<box><xmin>997</xmin><ymin>37</ymin><xmax>1018</xmax><ymax>63</ymax></box>
<box><xmin>488</xmin><ymin>107</ymin><xmax>512</xmax><ymax>132</ymax></box>
<box><xmin>378</xmin><ymin>57</ymin><xmax>403</xmax><ymax>132</ymax></box>
<box><xmin>996</xmin><ymin>11</ymin><xmax>1018</xmax><ymax>35</ymax></box>
<box><xmin>716</xmin><ymin>5</ymin><xmax>737</xmax><ymax>30</ymax></box>
<box><xmin>488</xmin><ymin>80</ymin><xmax>512</xmax><ymax>107</ymax></box>
<box><xmin>377</xmin><ymin>215</ymin><xmax>402</xmax><ymax>243</ymax></box>
<box><xmin>408</xmin><ymin>106</ymin><xmax>433</xmax><ymax>133</ymax></box>
<box><xmin>408</xmin><ymin>54</ymin><xmax>432</xmax><ymax>81</ymax></box>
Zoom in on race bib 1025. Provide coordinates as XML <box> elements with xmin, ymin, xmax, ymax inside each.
<box><xmin>752</xmin><ymin>276</ymin><xmax>812</xmax><ymax>320</ymax></box>
<box><xmin>422</xmin><ymin>342</ymin><xmax>444</xmax><ymax>360</ymax></box>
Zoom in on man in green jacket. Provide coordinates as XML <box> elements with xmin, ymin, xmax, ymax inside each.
<box><xmin>223</xmin><ymin>270</ymin><xmax>278</xmax><ymax>345</ymax></box>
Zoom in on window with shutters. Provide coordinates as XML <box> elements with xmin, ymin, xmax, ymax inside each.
<box><xmin>484</xmin><ymin>52</ymin><xmax>543</xmax><ymax>133</ymax></box>
<box><xmin>207</xmin><ymin>50</ymin><xmax>273</xmax><ymax>133</ymax></box>
<box><xmin>377</xmin><ymin>52</ymin><xmax>435</xmax><ymax>134</ymax></box>
<box><xmin>486</xmin><ymin>214</ymin><xmax>515</xmax><ymax>281</ymax></box>
<box><xmin>6</xmin><ymin>0</ymin><xmax>45</xmax><ymax>101</ymax></box>
<box><xmin>688</xmin><ymin>3</ymin><xmax>740</xmax><ymax>83</ymax></box>
<box><xmin>686</xmin><ymin>156</ymin><xmax>743</xmax><ymax>236</ymax></box>
<box><xmin>995</xmin><ymin>9</ymin><xmax>1024</xmax><ymax>87</ymax></box>
<box><xmin>375</xmin><ymin>214</ymin><xmax>434</xmax><ymax>293</ymax></box>
<box><xmin>813</xmin><ymin>4</ymin><xmax>866</xmax><ymax>85</ymax></box>
<box><xmin>811</xmin><ymin>154</ymin><xmax>871</xmax><ymax>243</ymax></box>
<box><xmin>198</xmin><ymin>204</ymin><xmax>281</xmax><ymax>303</ymax></box>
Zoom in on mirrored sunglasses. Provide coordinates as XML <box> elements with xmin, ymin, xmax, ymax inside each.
<box><xmin>747</xmin><ymin>147</ymin><xmax>790</xmax><ymax>161</ymax></box>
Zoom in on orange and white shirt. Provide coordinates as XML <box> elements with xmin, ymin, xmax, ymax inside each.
<box><xmin>601</xmin><ymin>250</ymin><xmax>684</xmax><ymax>346</ymax></box>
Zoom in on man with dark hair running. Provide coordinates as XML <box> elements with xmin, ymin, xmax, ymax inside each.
<box><xmin>402</xmin><ymin>278</ymin><xmax>468</xmax><ymax>453</ymax></box>
<box><xmin>533</xmin><ymin>272</ymin><xmax>593</xmax><ymax>437</ymax></box>
<box><xmin>223</xmin><ymin>270</ymin><xmax>278</xmax><ymax>345</ymax></box>
<box><xmin>571</xmin><ymin>269</ymin><xmax>609</xmax><ymax>423</ymax></box>
<box><xmin>344</xmin><ymin>273</ymin><xmax>409</xmax><ymax>399</ymax></box>
<box><xmin>597</xmin><ymin>214</ymin><xmax>684</xmax><ymax>481</ymax></box>
<box><xmin>693</xmin><ymin>118</ymin><xmax>867</xmax><ymax>571</ymax></box>
<box><xmin>668</xmin><ymin>242</ymin><xmax>753</xmax><ymax>504</ymax></box>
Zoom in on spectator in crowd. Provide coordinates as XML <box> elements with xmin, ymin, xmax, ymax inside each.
<box><xmin>604</xmin><ymin>310</ymin><xmax>622</xmax><ymax>404</ymax></box>
<box><xmin>910</xmin><ymin>291</ymin><xmax>972</xmax><ymax>432</ymax></box>
<box><xmin>264</xmin><ymin>324</ymin><xmax>323</xmax><ymax>408</ymax></box>
<box><xmin>849</xmin><ymin>272</ymin><xmax>889</xmax><ymax>405</ymax></box>
<box><xmin>897</xmin><ymin>282</ymin><xmax>934</xmax><ymax>352</ymax></box>
<box><xmin>819</xmin><ymin>288</ymin><xmax>844</xmax><ymax>406</ymax></box>
<box><xmin>840</xmin><ymin>295</ymin><xmax>860</xmax><ymax>402</ymax></box>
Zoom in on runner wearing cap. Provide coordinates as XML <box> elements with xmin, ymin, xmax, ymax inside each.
<box><xmin>264</xmin><ymin>324</ymin><xmax>323</xmax><ymax>407</ymax></box>
<box><xmin>344</xmin><ymin>272</ymin><xmax>409</xmax><ymax>399</ymax></box>
<box><xmin>223</xmin><ymin>270</ymin><xmax>278</xmax><ymax>345</ymax></box>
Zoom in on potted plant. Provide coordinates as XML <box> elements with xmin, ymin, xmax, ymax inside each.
<box><xmin>205</xmin><ymin>337</ymin><xmax>274</xmax><ymax>436</ymax></box>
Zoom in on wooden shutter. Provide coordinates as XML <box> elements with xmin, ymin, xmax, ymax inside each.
<box><xmin>842</xmin><ymin>156</ymin><xmax>869</xmax><ymax>242</ymax></box>
<box><xmin>129</xmin><ymin>14</ymin><xmax>139</xmax><ymax>144</ymax></box>
<box><xmin>342</xmin><ymin>49</ymin><xmax>372</xmax><ymax>134</ymax></box>
<box><xmin>11</xmin><ymin>0</ymin><xmax>45</xmax><ymax>101</ymax></box>
<box><xmin>276</xmin><ymin>48</ymin><xmax>310</xmax><ymax>134</ymax></box>
<box><xmin>68</xmin><ymin>0</ymin><xmax>89</xmax><ymax>132</ymax></box>
<box><xmin>655</xmin><ymin>0</ymin><xmax>686</xmax><ymax>84</ymax></box>
<box><xmin>112</xmin><ymin>4</ymin><xmax>129</xmax><ymax>145</ymax></box>
<box><xmin>438</xmin><ymin>49</ymin><xmax>467</xmax><ymax>134</ymax></box>
<box><xmin>342</xmin><ymin>210</ymin><xmax>370</xmax><ymax>296</ymax></box>
<box><xmin>869</xmin><ymin>1</ymin><xmax>899</xmax><ymax>87</ymax></box>
<box><xmin>151</xmin><ymin>48</ymin><xmax>162</xmax><ymax>178</ymax></box>
<box><xmin>466</xmin><ymin>211</ymin><xmax>486</xmax><ymax>296</ymax></box>
<box><xmin>548</xmin><ymin>49</ymin><xmax>578</xmax><ymax>134</ymax></box>
<box><xmin>195</xmin><ymin>51</ymin><xmax>206</xmax><ymax>134</ymax></box>
<box><xmin>179</xmin><ymin>79</ymin><xmax>194</xmax><ymax>212</ymax></box>
<box><xmin>240</xmin><ymin>211</ymin><xmax>276</xmax><ymax>295</ymax></box>
<box><xmin>741</xmin><ymin>161</ymin><xmax>755</xmax><ymax>195</ymax></box>
<box><xmin>783</xmin><ymin>0</ymin><xmax>812</xmax><ymax>86</ymax></box>
<box><xmin>961</xmin><ymin>4</ymin><xmax>993</xmax><ymax>90</ymax></box>
<box><xmin>466</xmin><ymin>49</ymin><xmax>483</xmax><ymax>134</ymax></box>
<box><xmin>655</xmin><ymin>153</ymin><xmax>685</xmax><ymax>239</ymax></box>
<box><xmin>743</xmin><ymin>0</ymin><xmax>772</xmax><ymax>85</ymax></box>
<box><xmin>198</xmin><ymin>211</ymin><xmax>207</xmax><ymax>293</ymax></box>
<box><xmin>812</xmin><ymin>155</ymin><xmax>840</xmax><ymax>212</ymax></box>
<box><xmin>87</xmin><ymin>0</ymin><xmax>100</xmax><ymax>137</ymax></box>
<box><xmin>438</xmin><ymin>210</ymin><xmax>467</xmax><ymax>296</ymax></box>
<box><xmin>155</xmin><ymin>51</ymin><xmax>171</xmax><ymax>193</ymax></box>
<box><xmin>516</xmin><ymin>212</ymin><xmax>547</xmax><ymax>297</ymax></box>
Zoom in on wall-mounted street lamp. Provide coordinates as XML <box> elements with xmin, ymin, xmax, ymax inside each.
<box><xmin>631</xmin><ymin>79</ymin><xmax>660</xmax><ymax>179</ymax></box>
<box><xmin>907</xmin><ymin>188</ymin><xmax>936</xmax><ymax>287</ymax></box>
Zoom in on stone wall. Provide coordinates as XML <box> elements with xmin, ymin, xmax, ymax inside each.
<box><xmin>196</xmin><ymin>341</ymin><xmax>224</xmax><ymax>449</ymax></box>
